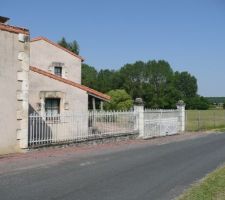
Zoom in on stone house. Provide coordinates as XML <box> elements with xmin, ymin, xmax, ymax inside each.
<box><xmin>0</xmin><ymin>17</ymin><xmax>110</xmax><ymax>154</ymax></box>
<box><xmin>29</xmin><ymin>36</ymin><xmax>110</xmax><ymax>116</ymax></box>
<box><xmin>0</xmin><ymin>17</ymin><xmax>29</xmax><ymax>154</ymax></box>
<box><xmin>29</xmin><ymin>38</ymin><xmax>110</xmax><ymax>142</ymax></box>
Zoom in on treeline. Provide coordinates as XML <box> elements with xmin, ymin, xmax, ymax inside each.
<box><xmin>82</xmin><ymin>60</ymin><xmax>210</xmax><ymax>110</ymax></box>
<box><xmin>56</xmin><ymin>38</ymin><xmax>209</xmax><ymax>109</ymax></box>
<box><xmin>206</xmin><ymin>97</ymin><xmax>225</xmax><ymax>104</ymax></box>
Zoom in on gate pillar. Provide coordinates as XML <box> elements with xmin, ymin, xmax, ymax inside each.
<box><xmin>134</xmin><ymin>98</ymin><xmax>144</xmax><ymax>138</ymax></box>
<box><xmin>176</xmin><ymin>100</ymin><xmax>186</xmax><ymax>132</ymax></box>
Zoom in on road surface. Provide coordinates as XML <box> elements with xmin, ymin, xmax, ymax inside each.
<box><xmin>1</xmin><ymin>133</ymin><xmax>225</xmax><ymax>200</ymax></box>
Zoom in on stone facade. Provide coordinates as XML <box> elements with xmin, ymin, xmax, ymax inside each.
<box><xmin>0</xmin><ymin>25</ymin><xmax>29</xmax><ymax>154</ymax></box>
<box><xmin>29</xmin><ymin>37</ymin><xmax>88</xmax><ymax>115</ymax></box>
<box><xmin>30</xmin><ymin>37</ymin><xmax>83</xmax><ymax>84</ymax></box>
<box><xmin>29</xmin><ymin>70</ymin><xmax>88</xmax><ymax>115</ymax></box>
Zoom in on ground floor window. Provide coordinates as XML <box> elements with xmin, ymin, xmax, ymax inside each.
<box><xmin>45</xmin><ymin>98</ymin><xmax>60</xmax><ymax>116</ymax></box>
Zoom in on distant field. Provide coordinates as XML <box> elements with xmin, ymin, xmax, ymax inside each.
<box><xmin>186</xmin><ymin>110</ymin><xmax>225</xmax><ymax>131</ymax></box>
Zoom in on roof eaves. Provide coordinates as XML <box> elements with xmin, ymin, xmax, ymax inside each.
<box><xmin>30</xmin><ymin>66</ymin><xmax>110</xmax><ymax>101</ymax></box>
<box><xmin>0</xmin><ymin>23</ymin><xmax>29</xmax><ymax>35</ymax></box>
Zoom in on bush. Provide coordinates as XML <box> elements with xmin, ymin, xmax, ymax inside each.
<box><xmin>104</xmin><ymin>89</ymin><xmax>133</xmax><ymax>111</ymax></box>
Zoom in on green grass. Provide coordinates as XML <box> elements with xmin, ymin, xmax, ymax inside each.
<box><xmin>186</xmin><ymin>110</ymin><xmax>225</xmax><ymax>131</ymax></box>
<box><xmin>177</xmin><ymin>165</ymin><xmax>225</xmax><ymax>200</ymax></box>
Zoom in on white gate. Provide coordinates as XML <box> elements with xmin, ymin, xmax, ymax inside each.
<box><xmin>143</xmin><ymin>109</ymin><xmax>179</xmax><ymax>138</ymax></box>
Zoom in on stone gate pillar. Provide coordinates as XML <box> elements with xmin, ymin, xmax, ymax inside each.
<box><xmin>133</xmin><ymin>98</ymin><xmax>144</xmax><ymax>138</ymax></box>
<box><xmin>176</xmin><ymin>100</ymin><xmax>186</xmax><ymax>132</ymax></box>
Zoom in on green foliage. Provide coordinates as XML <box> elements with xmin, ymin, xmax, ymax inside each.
<box><xmin>206</xmin><ymin>97</ymin><xmax>225</xmax><ymax>104</ymax></box>
<box><xmin>58</xmin><ymin>37</ymin><xmax>80</xmax><ymax>55</ymax></box>
<box><xmin>81</xmin><ymin>64</ymin><xmax>98</xmax><ymax>89</ymax></box>
<box><xmin>174</xmin><ymin>71</ymin><xmax>197</xmax><ymax>98</ymax></box>
<box><xmin>104</xmin><ymin>89</ymin><xmax>133</xmax><ymax>111</ymax></box>
<box><xmin>186</xmin><ymin>96</ymin><xmax>210</xmax><ymax>110</ymax></box>
<box><xmin>96</xmin><ymin>69</ymin><xmax>121</xmax><ymax>93</ymax></box>
<box><xmin>223</xmin><ymin>102</ymin><xmax>225</xmax><ymax>109</ymax></box>
<box><xmin>81</xmin><ymin>59</ymin><xmax>209</xmax><ymax>110</ymax></box>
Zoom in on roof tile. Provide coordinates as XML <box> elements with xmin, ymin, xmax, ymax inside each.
<box><xmin>30</xmin><ymin>66</ymin><xmax>110</xmax><ymax>101</ymax></box>
<box><xmin>0</xmin><ymin>23</ymin><xmax>29</xmax><ymax>35</ymax></box>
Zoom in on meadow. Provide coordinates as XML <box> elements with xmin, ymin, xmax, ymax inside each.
<box><xmin>186</xmin><ymin>110</ymin><xmax>225</xmax><ymax>131</ymax></box>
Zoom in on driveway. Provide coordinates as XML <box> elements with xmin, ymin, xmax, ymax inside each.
<box><xmin>0</xmin><ymin>132</ymin><xmax>225</xmax><ymax>200</ymax></box>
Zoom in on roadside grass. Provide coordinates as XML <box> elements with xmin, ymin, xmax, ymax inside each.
<box><xmin>177</xmin><ymin>165</ymin><xmax>225</xmax><ymax>200</ymax></box>
<box><xmin>186</xmin><ymin>110</ymin><xmax>225</xmax><ymax>131</ymax></box>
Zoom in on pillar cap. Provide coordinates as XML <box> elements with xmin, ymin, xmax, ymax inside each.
<box><xmin>176</xmin><ymin>100</ymin><xmax>185</xmax><ymax>106</ymax></box>
<box><xmin>134</xmin><ymin>98</ymin><xmax>144</xmax><ymax>106</ymax></box>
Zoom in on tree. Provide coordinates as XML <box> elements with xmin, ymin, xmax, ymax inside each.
<box><xmin>119</xmin><ymin>61</ymin><xmax>146</xmax><ymax>99</ymax></box>
<box><xmin>223</xmin><ymin>102</ymin><xmax>225</xmax><ymax>109</ymax></box>
<box><xmin>96</xmin><ymin>69</ymin><xmax>121</xmax><ymax>93</ymax></box>
<box><xmin>58</xmin><ymin>37</ymin><xmax>80</xmax><ymax>55</ymax></box>
<box><xmin>80</xmin><ymin>59</ymin><xmax>206</xmax><ymax>110</ymax></box>
<box><xmin>186</xmin><ymin>96</ymin><xmax>209</xmax><ymax>110</ymax></box>
<box><xmin>145</xmin><ymin>60</ymin><xmax>174</xmax><ymax>108</ymax></box>
<box><xmin>81</xmin><ymin>64</ymin><xmax>98</xmax><ymax>89</ymax></box>
<box><xmin>104</xmin><ymin>89</ymin><xmax>133</xmax><ymax>111</ymax></box>
<box><xmin>174</xmin><ymin>71</ymin><xmax>198</xmax><ymax>98</ymax></box>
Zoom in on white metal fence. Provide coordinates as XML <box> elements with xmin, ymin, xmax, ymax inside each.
<box><xmin>28</xmin><ymin>108</ymin><xmax>182</xmax><ymax>147</ymax></box>
<box><xmin>143</xmin><ymin>109</ymin><xmax>179</xmax><ymax>138</ymax></box>
<box><xmin>29</xmin><ymin>111</ymin><xmax>138</xmax><ymax>147</ymax></box>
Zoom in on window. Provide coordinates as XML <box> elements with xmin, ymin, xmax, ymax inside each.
<box><xmin>45</xmin><ymin>98</ymin><xmax>60</xmax><ymax>116</ymax></box>
<box><xmin>54</xmin><ymin>67</ymin><xmax>62</xmax><ymax>77</ymax></box>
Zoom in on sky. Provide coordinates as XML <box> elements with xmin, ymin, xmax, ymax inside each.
<box><xmin>1</xmin><ymin>0</ymin><xmax>225</xmax><ymax>97</ymax></box>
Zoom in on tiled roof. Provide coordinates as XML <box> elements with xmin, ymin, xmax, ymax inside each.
<box><xmin>30</xmin><ymin>66</ymin><xmax>111</xmax><ymax>101</ymax></box>
<box><xmin>0</xmin><ymin>23</ymin><xmax>29</xmax><ymax>35</ymax></box>
<box><xmin>31</xmin><ymin>37</ymin><xmax>84</xmax><ymax>62</ymax></box>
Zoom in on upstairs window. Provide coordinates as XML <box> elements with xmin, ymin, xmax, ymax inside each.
<box><xmin>45</xmin><ymin>98</ymin><xmax>60</xmax><ymax>116</ymax></box>
<box><xmin>54</xmin><ymin>67</ymin><xmax>62</xmax><ymax>77</ymax></box>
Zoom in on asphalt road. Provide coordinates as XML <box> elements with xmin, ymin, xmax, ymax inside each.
<box><xmin>1</xmin><ymin>133</ymin><xmax>225</xmax><ymax>200</ymax></box>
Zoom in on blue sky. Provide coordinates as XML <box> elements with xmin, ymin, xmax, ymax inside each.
<box><xmin>1</xmin><ymin>0</ymin><xmax>225</xmax><ymax>96</ymax></box>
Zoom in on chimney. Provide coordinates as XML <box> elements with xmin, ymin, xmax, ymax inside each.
<box><xmin>0</xmin><ymin>16</ymin><xmax>10</xmax><ymax>24</ymax></box>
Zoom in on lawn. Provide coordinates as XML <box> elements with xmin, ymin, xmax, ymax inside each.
<box><xmin>177</xmin><ymin>165</ymin><xmax>225</xmax><ymax>200</ymax></box>
<box><xmin>186</xmin><ymin>110</ymin><xmax>225</xmax><ymax>131</ymax></box>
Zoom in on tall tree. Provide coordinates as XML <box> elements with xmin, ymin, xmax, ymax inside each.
<box><xmin>81</xmin><ymin>59</ymin><xmax>208</xmax><ymax>110</ymax></box>
<box><xmin>119</xmin><ymin>61</ymin><xmax>145</xmax><ymax>99</ymax></box>
<box><xmin>174</xmin><ymin>71</ymin><xmax>197</xmax><ymax>98</ymax></box>
<box><xmin>81</xmin><ymin>64</ymin><xmax>98</xmax><ymax>89</ymax></box>
<box><xmin>58</xmin><ymin>37</ymin><xmax>80</xmax><ymax>55</ymax></box>
<box><xmin>96</xmin><ymin>69</ymin><xmax>120</xmax><ymax>93</ymax></box>
<box><xmin>145</xmin><ymin>60</ymin><xmax>174</xmax><ymax>108</ymax></box>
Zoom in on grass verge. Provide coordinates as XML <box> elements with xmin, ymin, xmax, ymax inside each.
<box><xmin>177</xmin><ymin>165</ymin><xmax>225</xmax><ymax>200</ymax></box>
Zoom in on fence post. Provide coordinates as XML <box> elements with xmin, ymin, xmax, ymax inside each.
<box><xmin>176</xmin><ymin>100</ymin><xmax>186</xmax><ymax>132</ymax></box>
<box><xmin>134</xmin><ymin>98</ymin><xmax>144</xmax><ymax>138</ymax></box>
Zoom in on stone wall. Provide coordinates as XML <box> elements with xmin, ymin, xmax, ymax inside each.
<box><xmin>0</xmin><ymin>30</ymin><xmax>29</xmax><ymax>154</ymax></box>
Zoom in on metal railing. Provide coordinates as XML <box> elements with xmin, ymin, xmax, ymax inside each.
<box><xmin>143</xmin><ymin>109</ymin><xmax>179</xmax><ymax>138</ymax></box>
<box><xmin>29</xmin><ymin>111</ymin><xmax>138</xmax><ymax>147</ymax></box>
